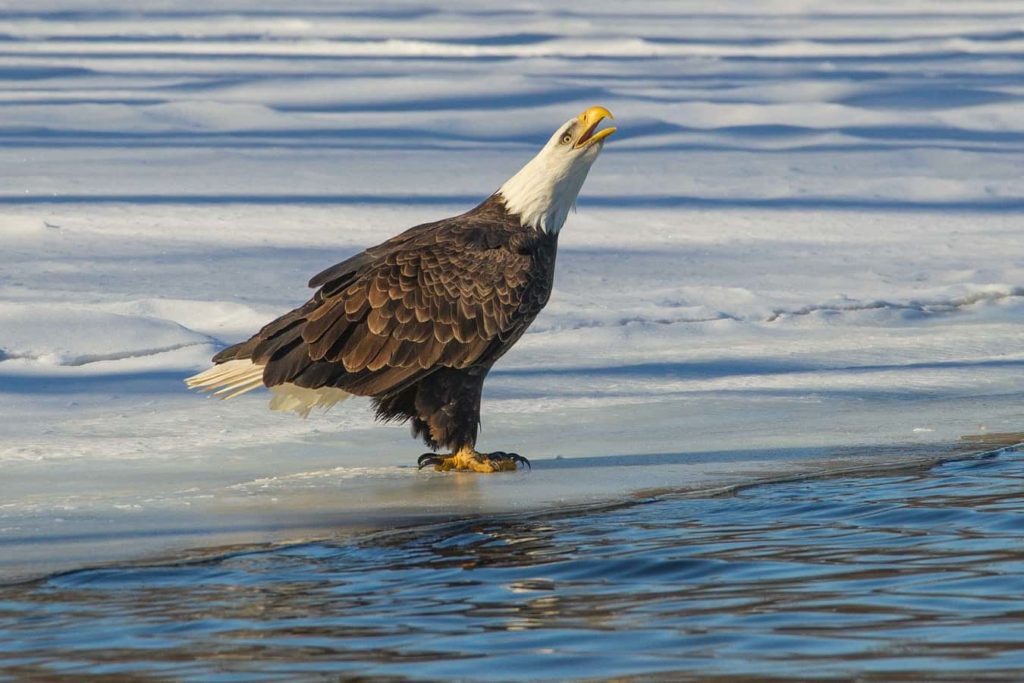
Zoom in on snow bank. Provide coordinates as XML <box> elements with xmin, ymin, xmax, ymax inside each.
<box><xmin>0</xmin><ymin>304</ymin><xmax>211</xmax><ymax>367</ymax></box>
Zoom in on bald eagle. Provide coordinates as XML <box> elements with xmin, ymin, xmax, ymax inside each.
<box><xmin>186</xmin><ymin>106</ymin><xmax>615</xmax><ymax>472</ymax></box>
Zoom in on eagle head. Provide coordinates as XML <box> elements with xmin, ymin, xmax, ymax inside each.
<box><xmin>498</xmin><ymin>106</ymin><xmax>616</xmax><ymax>235</ymax></box>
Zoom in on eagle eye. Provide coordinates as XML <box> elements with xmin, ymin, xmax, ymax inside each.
<box><xmin>560</xmin><ymin>132</ymin><xmax>573</xmax><ymax>145</ymax></box>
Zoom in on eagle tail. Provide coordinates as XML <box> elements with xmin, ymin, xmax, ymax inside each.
<box><xmin>185</xmin><ymin>358</ymin><xmax>351</xmax><ymax>418</ymax></box>
<box><xmin>185</xmin><ymin>359</ymin><xmax>265</xmax><ymax>399</ymax></box>
<box><xmin>267</xmin><ymin>383</ymin><xmax>350</xmax><ymax>418</ymax></box>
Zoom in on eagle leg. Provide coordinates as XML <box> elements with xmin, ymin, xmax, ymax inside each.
<box><xmin>417</xmin><ymin>447</ymin><xmax>530</xmax><ymax>473</ymax></box>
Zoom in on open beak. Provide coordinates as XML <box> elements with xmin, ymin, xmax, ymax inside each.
<box><xmin>575</xmin><ymin>105</ymin><xmax>616</xmax><ymax>148</ymax></box>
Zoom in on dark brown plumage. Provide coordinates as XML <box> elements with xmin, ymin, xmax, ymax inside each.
<box><xmin>212</xmin><ymin>194</ymin><xmax>558</xmax><ymax>453</ymax></box>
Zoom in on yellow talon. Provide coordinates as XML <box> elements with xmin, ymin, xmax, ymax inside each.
<box><xmin>419</xmin><ymin>447</ymin><xmax>528</xmax><ymax>473</ymax></box>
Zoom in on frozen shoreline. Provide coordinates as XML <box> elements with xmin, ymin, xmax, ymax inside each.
<box><xmin>3</xmin><ymin>432</ymin><xmax>1016</xmax><ymax>585</ymax></box>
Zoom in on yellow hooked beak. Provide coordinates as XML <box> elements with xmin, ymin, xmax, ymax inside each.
<box><xmin>575</xmin><ymin>105</ymin><xmax>616</xmax><ymax>148</ymax></box>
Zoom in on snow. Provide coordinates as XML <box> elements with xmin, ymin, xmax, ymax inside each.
<box><xmin>2</xmin><ymin>0</ymin><xmax>1023</xmax><ymax>582</ymax></box>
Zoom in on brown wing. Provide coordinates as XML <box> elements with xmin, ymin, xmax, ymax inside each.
<box><xmin>227</xmin><ymin>204</ymin><xmax>553</xmax><ymax>398</ymax></box>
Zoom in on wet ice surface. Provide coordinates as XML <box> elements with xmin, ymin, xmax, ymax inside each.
<box><xmin>1</xmin><ymin>449</ymin><xmax>1021</xmax><ymax>681</ymax></box>
<box><xmin>3</xmin><ymin>1</ymin><xmax>1024</xmax><ymax>579</ymax></box>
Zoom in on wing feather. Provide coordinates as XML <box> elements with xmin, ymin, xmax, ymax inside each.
<box><xmin>367</xmin><ymin>334</ymin><xmax>404</xmax><ymax>372</ymax></box>
<box><xmin>304</xmin><ymin>303</ymin><xmax>347</xmax><ymax>346</ymax></box>
<box><xmin>343</xmin><ymin>330</ymin><xmax>389</xmax><ymax>372</ymax></box>
<box><xmin>365</xmin><ymin>307</ymin><xmax>392</xmax><ymax>336</ymax></box>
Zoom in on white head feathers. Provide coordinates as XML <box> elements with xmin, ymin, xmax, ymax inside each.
<box><xmin>498</xmin><ymin>106</ymin><xmax>615</xmax><ymax>235</ymax></box>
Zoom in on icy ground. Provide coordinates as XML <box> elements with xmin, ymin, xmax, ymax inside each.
<box><xmin>2</xmin><ymin>0</ymin><xmax>1023</xmax><ymax>581</ymax></box>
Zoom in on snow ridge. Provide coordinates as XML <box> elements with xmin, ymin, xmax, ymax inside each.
<box><xmin>767</xmin><ymin>288</ymin><xmax>1024</xmax><ymax>322</ymax></box>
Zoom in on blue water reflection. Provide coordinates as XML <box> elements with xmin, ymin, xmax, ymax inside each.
<box><xmin>1</xmin><ymin>451</ymin><xmax>1022</xmax><ymax>680</ymax></box>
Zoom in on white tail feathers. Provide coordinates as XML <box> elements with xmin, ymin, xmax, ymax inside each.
<box><xmin>269</xmin><ymin>383</ymin><xmax>350</xmax><ymax>418</ymax></box>
<box><xmin>185</xmin><ymin>359</ymin><xmax>265</xmax><ymax>399</ymax></box>
<box><xmin>185</xmin><ymin>359</ymin><xmax>350</xmax><ymax>418</ymax></box>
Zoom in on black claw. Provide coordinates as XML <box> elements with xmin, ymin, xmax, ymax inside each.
<box><xmin>491</xmin><ymin>451</ymin><xmax>531</xmax><ymax>470</ymax></box>
<box><xmin>418</xmin><ymin>452</ymin><xmax>442</xmax><ymax>469</ymax></box>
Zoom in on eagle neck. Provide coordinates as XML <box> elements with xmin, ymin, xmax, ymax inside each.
<box><xmin>497</xmin><ymin>157</ymin><xmax>591</xmax><ymax>235</ymax></box>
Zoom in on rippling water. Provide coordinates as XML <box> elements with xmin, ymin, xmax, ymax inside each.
<box><xmin>2</xmin><ymin>450</ymin><xmax>1022</xmax><ymax>681</ymax></box>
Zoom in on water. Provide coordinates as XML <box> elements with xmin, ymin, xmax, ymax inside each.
<box><xmin>1</xmin><ymin>449</ymin><xmax>1022</xmax><ymax>681</ymax></box>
